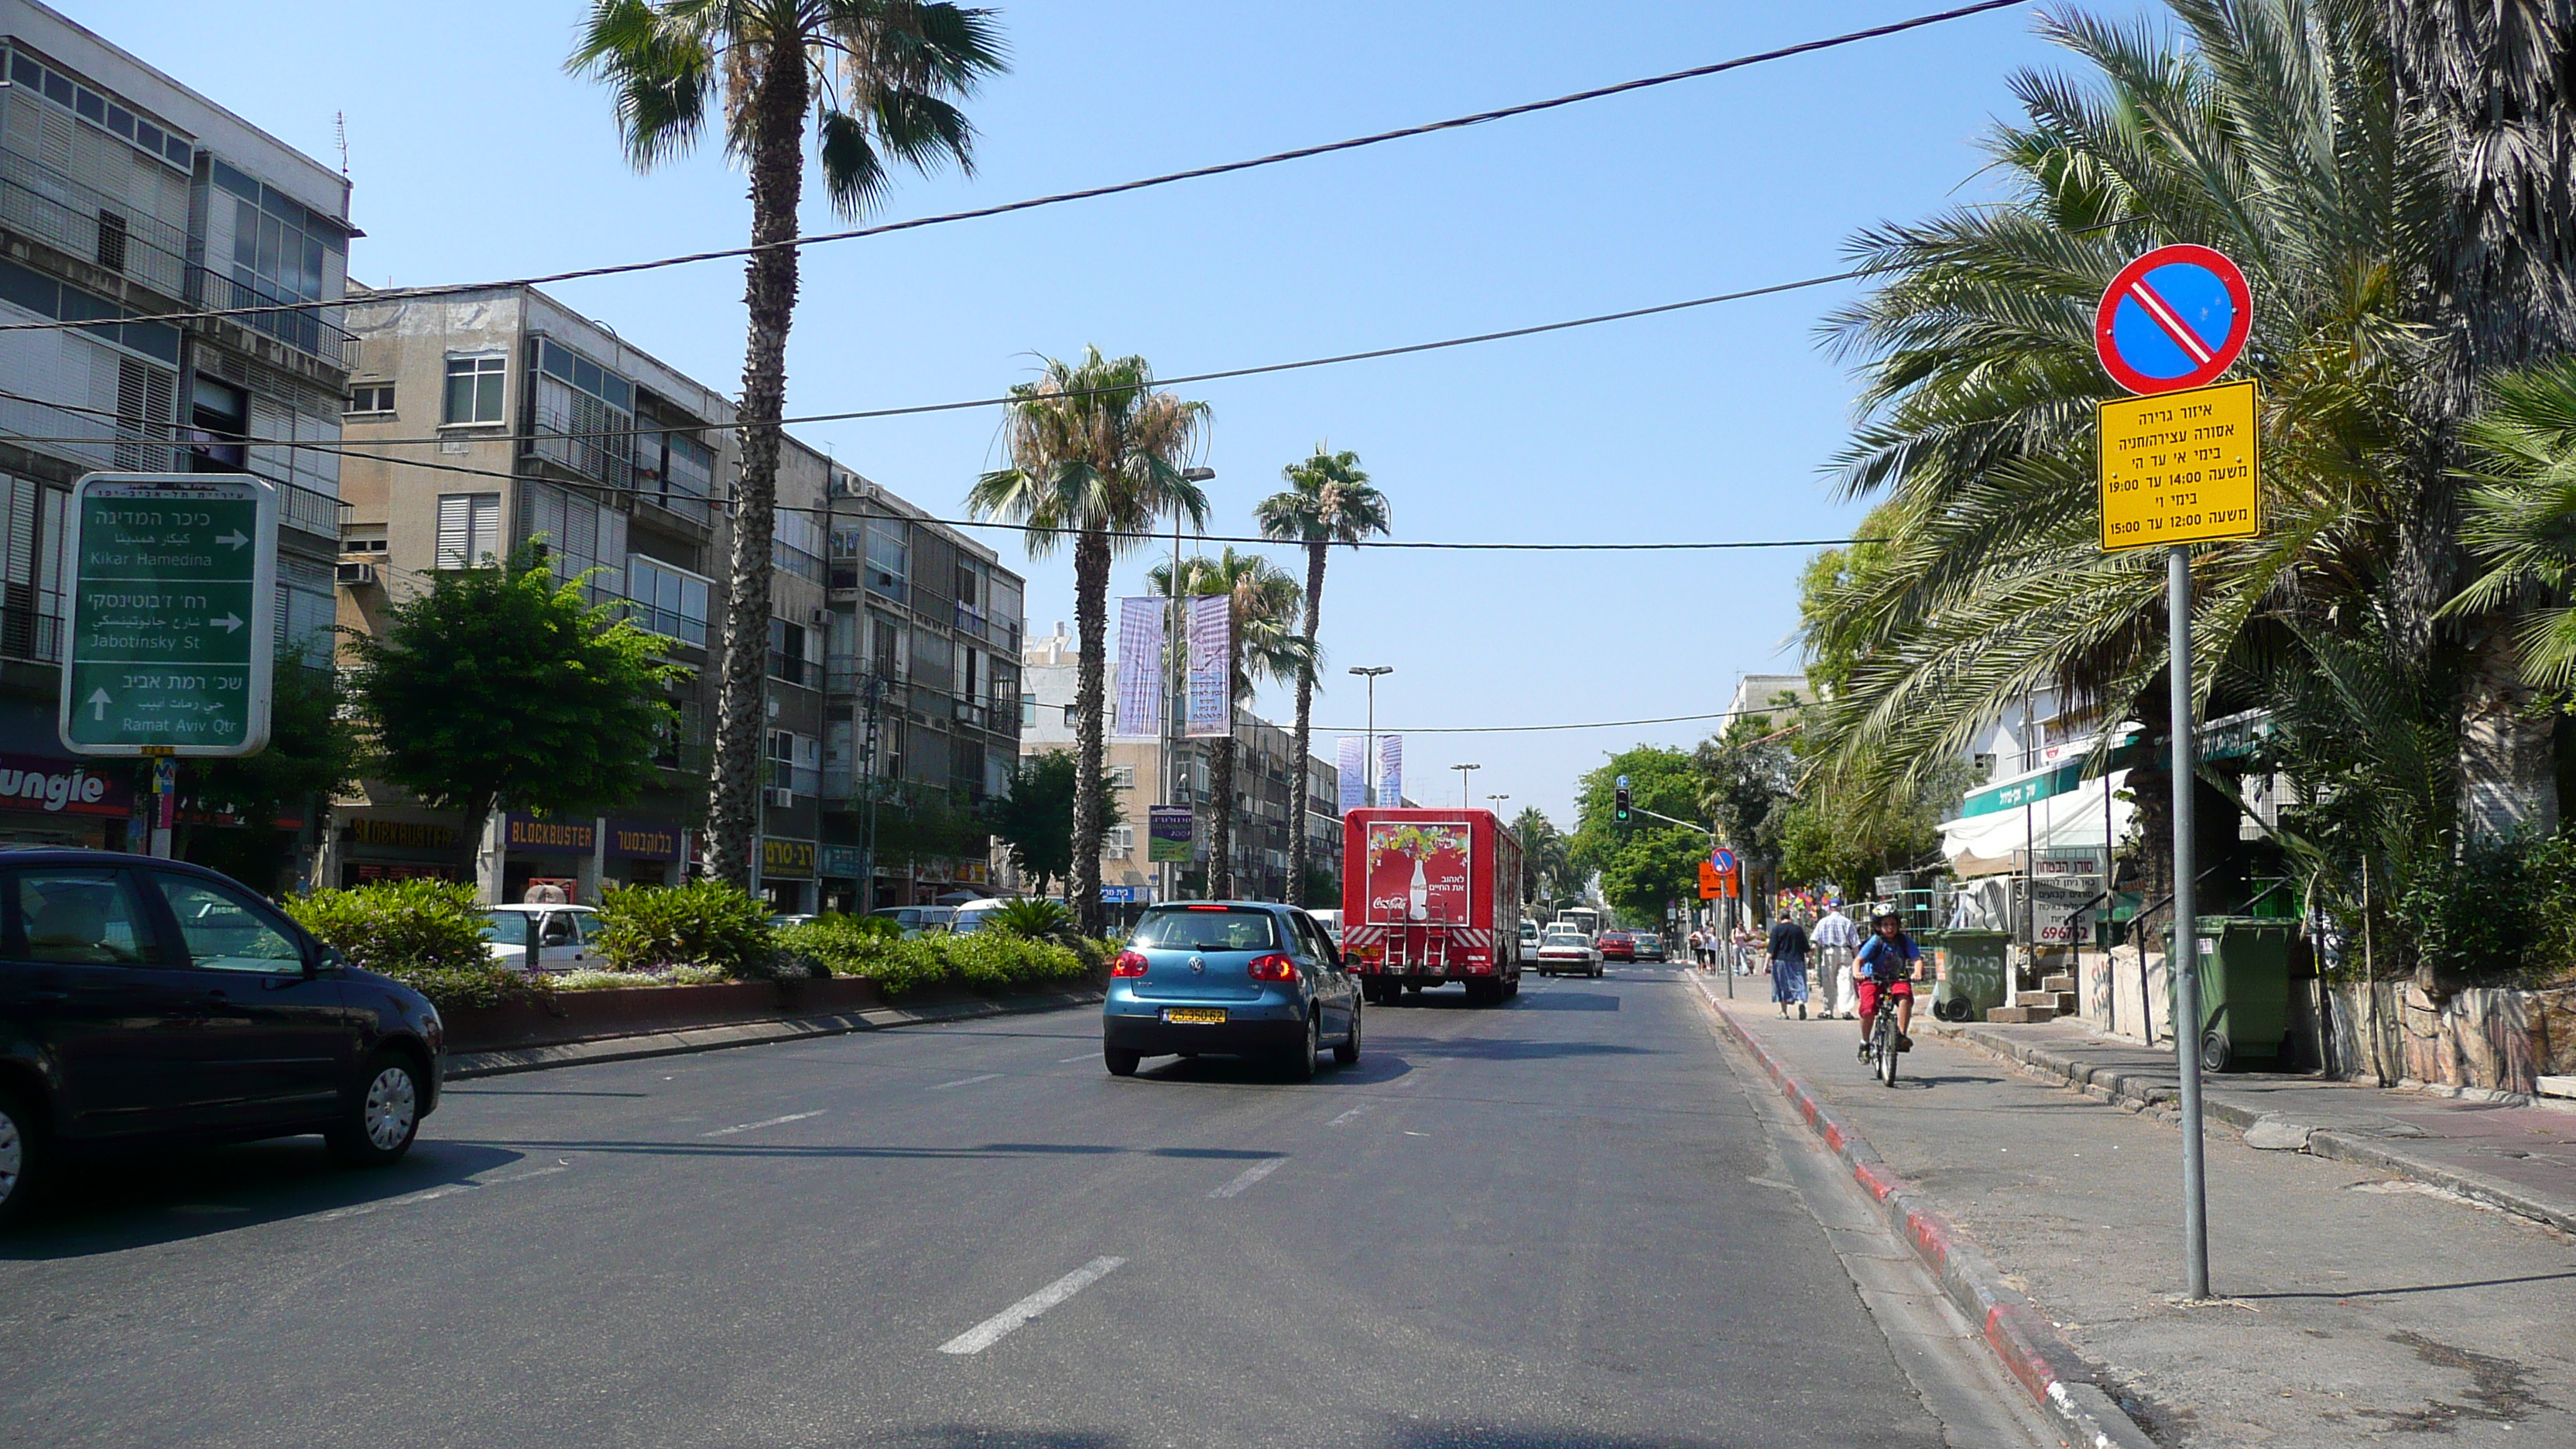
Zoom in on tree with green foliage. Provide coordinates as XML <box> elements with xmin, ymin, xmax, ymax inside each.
<box><xmin>1254</xmin><ymin>446</ymin><xmax>1391</xmax><ymax>895</ymax></box>
<box><xmin>1510</xmin><ymin>807</ymin><xmax>1577</xmax><ymax>913</ymax></box>
<box><xmin>178</xmin><ymin>650</ymin><xmax>361</xmax><ymax>891</ymax></box>
<box><xmin>1696</xmin><ymin>711</ymin><xmax>1798</xmax><ymax>922</ymax></box>
<box><xmin>990</xmin><ymin>749</ymin><xmax>1124</xmax><ymax>899</ymax></box>
<box><xmin>966</xmin><ymin>349</ymin><xmax>1210</xmax><ymax>934</ymax></box>
<box><xmin>571</xmin><ymin>0</ymin><xmax>1008</xmax><ymax>891</ymax></box>
<box><xmin>1570</xmin><ymin>747</ymin><xmax>1705</xmax><ymax>923</ymax></box>
<box><xmin>347</xmin><ymin>551</ymin><xmax>677</xmax><ymax>880</ymax></box>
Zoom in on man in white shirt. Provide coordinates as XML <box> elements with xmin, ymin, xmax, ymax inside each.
<box><xmin>1810</xmin><ymin>904</ymin><xmax>1862</xmax><ymax>1019</ymax></box>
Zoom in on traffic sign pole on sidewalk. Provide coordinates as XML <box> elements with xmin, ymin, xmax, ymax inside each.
<box><xmin>59</xmin><ymin>473</ymin><xmax>278</xmax><ymax>761</ymax></box>
<box><xmin>2097</xmin><ymin>244</ymin><xmax>2252</xmax><ymax>1303</ymax></box>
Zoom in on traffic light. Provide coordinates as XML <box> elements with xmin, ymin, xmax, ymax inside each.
<box><xmin>1614</xmin><ymin>782</ymin><xmax>1631</xmax><ymax>823</ymax></box>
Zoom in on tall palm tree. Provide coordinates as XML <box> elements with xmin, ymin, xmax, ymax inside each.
<box><xmin>571</xmin><ymin>1</ymin><xmax>1007</xmax><ymax>889</ymax></box>
<box><xmin>2454</xmin><ymin>358</ymin><xmax>2576</xmax><ymax>690</ymax></box>
<box><xmin>1804</xmin><ymin>0</ymin><xmax>2441</xmax><ymax>905</ymax></box>
<box><xmin>968</xmin><ymin>350</ymin><xmax>1209</xmax><ymax>933</ymax></box>
<box><xmin>1254</xmin><ymin>447</ymin><xmax>1389</xmax><ymax>898</ymax></box>
<box><xmin>1150</xmin><ymin>548</ymin><xmax>1310</xmax><ymax>899</ymax></box>
<box><xmin>2387</xmin><ymin>1</ymin><xmax>2576</xmax><ymax>837</ymax></box>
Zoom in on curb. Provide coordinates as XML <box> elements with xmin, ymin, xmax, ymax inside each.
<box><xmin>444</xmin><ymin>989</ymin><xmax>1104</xmax><ymax>1081</ymax></box>
<box><xmin>1938</xmin><ymin>1023</ymin><xmax>2576</xmax><ymax>1236</ymax></box>
<box><xmin>1693</xmin><ymin>981</ymin><xmax>2158</xmax><ymax>1449</ymax></box>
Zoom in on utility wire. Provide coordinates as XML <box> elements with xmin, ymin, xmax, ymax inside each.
<box><xmin>1310</xmin><ymin>706</ymin><xmax>1800</xmax><ymax>735</ymax></box>
<box><xmin>0</xmin><ymin>0</ymin><xmax>2028</xmax><ymax>339</ymax></box>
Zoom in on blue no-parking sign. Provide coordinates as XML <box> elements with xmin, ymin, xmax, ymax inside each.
<box><xmin>2094</xmin><ymin>244</ymin><xmax>2252</xmax><ymax>396</ymax></box>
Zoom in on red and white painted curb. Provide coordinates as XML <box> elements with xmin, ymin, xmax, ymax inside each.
<box><xmin>1692</xmin><ymin>977</ymin><xmax>2158</xmax><ymax>1449</ymax></box>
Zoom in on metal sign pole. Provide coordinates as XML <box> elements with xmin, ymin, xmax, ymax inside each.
<box><xmin>2169</xmin><ymin>543</ymin><xmax>2210</xmax><ymax>1299</ymax></box>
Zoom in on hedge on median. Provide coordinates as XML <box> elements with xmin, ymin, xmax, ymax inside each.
<box><xmin>283</xmin><ymin>878</ymin><xmax>553</xmax><ymax>1012</ymax></box>
<box><xmin>775</xmin><ymin>912</ymin><xmax>1101</xmax><ymax>996</ymax></box>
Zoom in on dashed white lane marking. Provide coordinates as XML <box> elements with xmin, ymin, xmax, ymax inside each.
<box><xmin>1057</xmin><ymin>1055</ymin><xmax>1091</xmax><ymax>1064</ymax></box>
<box><xmin>1208</xmin><ymin>1158</ymin><xmax>1286</xmax><ymax>1198</ymax></box>
<box><xmin>938</xmin><ymin>1256</ymin><xmax>1126</xmax><ymax>1355</ymax></box>
<box><xmin>701</xmin><ymin>1109</ymin><xmax>826</xmax><ymax>1137</ymax></box>
<box><xmin>1327</xmin><ymin>1103</ymin><xmax>1375</xmax><ymax>1127</ymax></box>
<box><xmin>930</xmin><ymin>1073</ymin><xmax>1002</xmax><ymax>1090</ymax></box>
<box><xmin>309</xmin><ymin>1164</ymin><xmax>568</xmax><ymax>1222</ymax></box>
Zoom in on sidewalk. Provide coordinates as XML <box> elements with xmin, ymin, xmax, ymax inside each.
<box><xmin>1701</xmin><ymin>985</ymin><xmax>2576</xmax><ymax>1448</ymax></box>
<box><xmin>1939</xmin><ymin>1012</ymin><xmax>2576</xmax><ymax>1234</ymax></box>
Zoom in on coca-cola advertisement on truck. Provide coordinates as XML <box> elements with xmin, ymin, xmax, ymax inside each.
<box><xmin>1363</xmin><ymin>820</ymin><xmax>1471</xmax><ymax>926</ymax></box>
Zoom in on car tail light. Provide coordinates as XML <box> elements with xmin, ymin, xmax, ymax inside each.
<box><xmin>1246</xmin><ymin>953</ymin><xmax>1297</xmax><ymax>982</ymax></box>
<box><xmin>1111</xmin><ymin>951</ymin><xmax>1149</xmax><ymax>977</ymax></box>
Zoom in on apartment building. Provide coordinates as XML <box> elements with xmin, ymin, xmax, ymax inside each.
<box><xmin>0</xmin><ymin>1</ymin><xmax>347</xmax><ymax>866</ymax></box>
<box><xmin>823</xmin><ymin>479</ymin><xmax>1026</xmax><ymax>911</ymax></box>
<box><xmin>1012</xmin><ymin>625</ymin><xmax>1338</xmax><ymax>908</ymax></box>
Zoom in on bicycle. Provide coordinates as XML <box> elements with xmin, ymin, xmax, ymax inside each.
<box><xmin>1861</xmin><ymin>969</ymin><xmax>1911</xmax><ymax>1088</ymax></box>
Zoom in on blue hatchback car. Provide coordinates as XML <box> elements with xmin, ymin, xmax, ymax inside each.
<box><xmin>1102</xmin><ymin>902</ymin><xmax>1360</xmax><ymax>1080</ymax></box>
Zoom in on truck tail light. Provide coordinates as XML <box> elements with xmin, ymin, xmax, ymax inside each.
<box><xmin>1246</xmin><ymin>953</ymin><xmax>1297</xmax><ymax>982</ymax></box>
<box><xmin>1111</xmin><ymin>951</ymin><xmax>1149</xmax><ymax>977</ymax></box>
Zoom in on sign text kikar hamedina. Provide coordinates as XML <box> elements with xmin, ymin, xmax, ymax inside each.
<box><xmin>60</xmin><ymin>473</ymin><xmax>278</xmax><ymax>756</ymax></box>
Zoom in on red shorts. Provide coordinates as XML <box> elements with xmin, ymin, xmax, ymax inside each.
<box><xmin>1856</xmin><ymin>978</ymin><xmax>1913</xmax><ymax>1019</ymax></box>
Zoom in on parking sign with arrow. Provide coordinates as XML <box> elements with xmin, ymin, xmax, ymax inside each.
<box><xmin>59</xmin><ymin>473</ymin><xmax>277</xmax><ymax>756</ymax></box>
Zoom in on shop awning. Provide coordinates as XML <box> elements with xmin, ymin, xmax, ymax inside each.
<box><xmin>1938</xmin><ymin>769</ymin><xmax>2135</xmax><ymax>878</ymax></box>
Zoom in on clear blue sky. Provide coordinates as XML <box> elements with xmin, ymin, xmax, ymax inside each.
<box><xmin>112</xmin><ymin>0</ymin><xmax>2132</xmax><ymax>825</ymax></box>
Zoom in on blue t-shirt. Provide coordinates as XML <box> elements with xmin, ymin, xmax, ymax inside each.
<box><xmin>1855</xmin><ymin>934</ymin><xmax>1920</xmax><ymax>980</ymax></box>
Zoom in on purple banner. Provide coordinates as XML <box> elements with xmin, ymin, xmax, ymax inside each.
<box><xmin>1114</xmin><ymin>598</ymin><xmax>1163</xmax><ymax>738</ymax></box>
<box><xmin>1185</xmin><ymin>594</ymin><xmax>1231</xmax><ymax>738</ymax></box>
<box><xmin>1376</xmin><ymin>735</ymin><xmax>1403</xmax><ymax>809</ymax></box>
<box><xmin>1336</xmin><ymin>735</ymin><xmax>1366</xmax><ymax>813</ymax></box>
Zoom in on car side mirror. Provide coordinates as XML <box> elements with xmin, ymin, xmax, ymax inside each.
<box><xmin>310</xmin><ymin>944</ymin><xmax>348</xmax><ymax>976</ymax></box>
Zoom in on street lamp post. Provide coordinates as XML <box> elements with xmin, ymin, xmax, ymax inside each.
<box><xmin>1451</xmin><ymin>762</ymin><xmax>1481</xmax><ymax>807</ymax></box>
<box><xmin>1163</xmin><ymin>467</ymin><xmax>1215</xmax><ymax>906</ymax></box>
<box><xmin>1485</xmin><ymin>793</ymin><xmax>1509</xmax><ymax>813</ymax></box>
<box><xmin>1350</xmin><ymin>666</ymin><xmax>1392</xmax><ymax>807</ymax></box>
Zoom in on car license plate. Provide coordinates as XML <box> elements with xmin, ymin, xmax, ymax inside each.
<box><xmin>1165</xmin><ymin>1007</ymin><xmax>1227</xmax><ymax>1025</ymax></box>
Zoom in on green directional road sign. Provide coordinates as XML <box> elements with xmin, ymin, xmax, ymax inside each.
<box><xmin>59</xmin><ymin>473</ymin><xmax>277</xmax><ymax>757</ymax></box>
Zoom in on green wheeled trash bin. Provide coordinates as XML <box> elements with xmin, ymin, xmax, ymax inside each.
<box><xmin>1929</xmin><ymin>929</ymin><xmax>2009</xmax><ymax>1023</ymax></box>
<box><xmin>2164</xmin><ymin>917</ymin><xmax>2297</xmax><ymax>1071</ymax></box>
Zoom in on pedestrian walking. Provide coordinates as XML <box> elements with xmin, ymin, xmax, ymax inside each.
<box><xmin>1811</xmin><ymin>903</ymin><xmax>1861</xmax><ymax>1019</ymax></box>
<box><xmin>1730</xmin><ymin>922</ymin><xmax>1752</xmax><ymax>976</ymax></box>
<box><xmin>1766</xmin><ymin>912</ymin><xmax>1811</xmax><ymax>1019</ymax></box>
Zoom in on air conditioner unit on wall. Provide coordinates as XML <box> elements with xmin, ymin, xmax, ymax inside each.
<box><xmin>810</xmin><ymin>607</ymin><xmax>831</xmax><ymax>627</ymax></box>
<box><xmin>334</xmin><ymin>561</ymin><xmax>377</xmax><ymax>587</ymax></box>
<box><xmin>766</xmin><ymin>786</ymin><xmax>795</xmax><ymax>807</ymax></box>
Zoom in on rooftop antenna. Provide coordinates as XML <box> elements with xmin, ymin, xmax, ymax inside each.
<box><xmin>333</xmin><ymin>111</ymin><xmax>348</xmax><ymax>177</ymax></box>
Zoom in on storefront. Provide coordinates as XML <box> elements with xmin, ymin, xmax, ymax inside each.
<box><xmin>503</xmin><ymin>813</ymin><xmax>594</xmax><ymax>903</ymax></box>
<box><xmin>0</xmin><ymin>752</ymin><xmax>131</xmax><ymax>849</ymax></box>
<box><xmin>605</xmin><ymin>819</ymin><xmax>682</xmax><ymax>888</ymax></box>
<box><xmin>338</xmin><ymin>814</ymin><xmax>467</xmax><ymax>886</ymax></box>
<box><xmin>759</xmin><ymin>835</ymin><xmax>814</xmax><ymax>914</ymax></box>
<box><xmin>817</xmin><ymin>843</ymin><xmax>865</xmax><ymax>915</ymax></box>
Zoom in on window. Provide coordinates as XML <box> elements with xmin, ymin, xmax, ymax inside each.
<box><xmin>444</xmin><ymin>355</ymin><xmax>505</xmax><ymax>425</ymax></box>
<box><xmin>434</xmin><ymin>493</ymin><xmax>502</xmax><ymax>569</ymax></box>
<box><xmin>187</xmin><ymin>378</ymin><xmax>246</xmax><ymax>471</ymax></box>
<box><xmin>1019</xmin><ymin>697</ymin><xmax>1036</xmax><ymax>727</ymax></box>
<box><xmin>1107</xmin><ymin>766</ymin><xmax>1136</xmax><ymax>790</ymax></box>
<box><xmin>94</xmin><ymin>210</ymin><xmax>126</xmax><ymax>273</ymax></box>
<box><xmin>149</xmin><ymin>874</ymin><xmax>303</xmax><ymax>973</ymax></box>
<box><xmin>345</xmin><ymin>383</ymin><xmax>394</xmax><ymax>415</ymax></box>
<box><xmin>527</xmin><ymin>339</ymin><xmax>635</xmax><ymax>485</ymax></box>
<box><xmin>864</xmin><ymin>519</ymin><xmax>908</xmax><ymax>599</ymax></box>
<box><xmin>869</xmin><ymin>615</ymin><xmax>901</xmax><ymax>677</ymax></box>
<box><xmin>627</xmin><ymin>557</ymin><xmax>711</xmax><ymax>647</ymax></box>
<box><xmin>1106</xmin><ymin>826</ymin><xmax>1135</xmax><ymax>855</ymax></box>
<box><xmin>769</xmin><ymin>618</ymin><xmax>810</xmax><ymax>687</ymax></box>
<box><xmin>15</xmin><ymin>868</ymin><xmax>158</xmax><ymax>964</ymax></box>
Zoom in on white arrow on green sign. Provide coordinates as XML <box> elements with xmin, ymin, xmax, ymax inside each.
<box><xmin>59</xmin><ymin>472</ymin><xmax>278</xmax><ymax>757</ymax></box>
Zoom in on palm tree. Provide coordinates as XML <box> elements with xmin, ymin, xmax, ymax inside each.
<box><xmin>2386</xmin><ymin>1</ymin><xmax>2576</xmax><ymax>837</ymax></box>
<box><xmin>968</xmin><ymin>350</ymin><xmax>1209</xmax><ymax>934</ymax></box>
<box><xmin>2454</xmin><ymin>358</ymin><xmax>2576</xmax><ymax>690</ymax></box>
<box><xmin>1254</xmin><ymin>447</ymin><xmax>1390</xmax><ymax>897</ymax></box>
<box><xmin>1804</xmin><ymin>0</ymin><xmax>2441</xmax><ymax>906</ymax></box>
<box><xmin>1150</xmin><ymin>548</ymin><xmax>1310</xmax><ymax>899</ymax></box>
<box><xmin>570</xmin><ymin>1</ymin><xmax>1007</xmax><ymax>889</ymax></box>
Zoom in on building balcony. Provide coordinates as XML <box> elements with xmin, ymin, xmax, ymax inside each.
<box><xmin>187</xmin><ymin>265</ymin><xmax>357</xmax><ymax>370</ymax></box>
<box><xmin>0</xmin><ymin>148</ymin><xmax>189</xmax><ymax>300</ymax></box>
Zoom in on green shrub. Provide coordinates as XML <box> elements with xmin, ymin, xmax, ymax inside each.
<box><xmin>2394</xmin><ymin>829</ymin><xmax>2576</xmax><ymax>988</ymax></box>
<box><xmin>776</xmin><ymin>915</ymin><xmax>1090</xmax><ymax>996</ymax></box>
<box><xmin>591</xmin><ymin>879</ymin><xmax>775</xmax><ymax>976</ymax></box>
<box><xmin>985</xmin><ymin>896</ymin><xmax>1074</xmax><ymax>940</ymax></box>
<box><xmin>284</xmin><ymin>879</ymin><xmax>550</xmax><ymax>1012</ymax></box>
<box><xmin>553</xmin><ymin>964</ymin><xmax>731</xmax><ymax>992</ymax></box>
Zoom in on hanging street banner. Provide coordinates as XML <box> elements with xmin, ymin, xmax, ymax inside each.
<box><xmin>1375</xmin><ymin>734</ymin><xmax>1404</xmax><ymax>809</ymax></box>
<box><xmin>60</xmin><ymin>473</ymin><xmax>276</xmax><ymax>757</ymax></box>
<box><xmin>2098</xmin><ymin>379</ymin><xmax>2262</xmax><ymax>551</ymax></box>
<box><xmin>1113</xmin><ymin>597</ymin><xmax>1164</xmax><ymax>738</ymax></box>
<box><xmin>1147</xmin><ymin>803</ymin><xmax>1194</xmax><ymax>863</ymax></box>
<box><xmin>1184</xmin><ymin>594</ymin><xmax>1231</xmax><ymax>738</ymax></box>
<box><xmin>1336</xmin><ymin>735</ymin><xmax>1367</xmax><ymax>813</ymax></box>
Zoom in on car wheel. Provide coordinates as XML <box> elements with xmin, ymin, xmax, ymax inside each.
<box><xmin>1104</xmin><ymin>1046</ymin><xmax>1142</xmax><ymax>1077</ymax></box>
<box><xmin>0</xmin><ymin>1083</ymin><xmax>46</xmax><ymax>1231</ymax></box>
<box><xmin>327</xmin><ymin>1050</ymin><xmax>423</xmax><ymax>1167</ymax></box>
<box><xmin>1283</xmin><ymin>1012</ymin><xmax>1320</xmax><ymax>1082</ymax></box>
<box><xmin>1334</xmin><ymin>1002</ymin><xmax>1362</xmax><ymax>1065</ymax></box>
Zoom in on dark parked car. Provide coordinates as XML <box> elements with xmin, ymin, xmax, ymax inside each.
<box><xmin>1101</xmin><ymin>902</ymin><xmax>1360</xmax><ymax>1079</ymax></box>
<box><xmin>0</xmin><ymin>851</ymin><xmax>444</xmax><ymax>1228</ymax></box>
<box><xmin>1598</xmin><ymin>930</ymin><xmax>1638</xmax><ymax>963</ymax></box>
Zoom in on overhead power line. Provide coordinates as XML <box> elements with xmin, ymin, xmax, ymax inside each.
<box><xmin>0</xmin><ymin>0</ymin><xmax>2028</xmax><ymax>339</ymax></box>
<box><xmin>1312</xmin><ymin>706</ymin><xmax>1799</xmax><ymax>735</ymax></box>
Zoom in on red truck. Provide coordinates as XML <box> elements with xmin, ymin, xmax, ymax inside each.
<box><xmin>1338</xmin><ymin>807</ymin><xmax>1524</xmax><ymax>1006</ymax></box>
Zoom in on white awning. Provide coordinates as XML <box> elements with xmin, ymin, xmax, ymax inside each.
<box><xmin>1939</xmin><ymin>769</ymin><xmax>2134</xmax><ymax>878</ymax></box>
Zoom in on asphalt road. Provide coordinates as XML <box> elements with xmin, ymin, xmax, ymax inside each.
<box><xmin>1</xmin><ymin>966</ymin><xmax>2057</xmax><ymax>1448</ymax></box>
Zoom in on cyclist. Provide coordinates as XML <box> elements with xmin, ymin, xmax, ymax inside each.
<box><xmin>1853</xmin><ymin>911</ymin><xmax>1923</xmax><ymax>1060</ymax></box>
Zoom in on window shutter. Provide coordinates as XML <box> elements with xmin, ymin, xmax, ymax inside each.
<box><xmin>470</xmin><ymin>494</ymin><xmax>499</xmax><ymax>564</ymax></box>
<box><xmin>435</xmin><ymin>495</ymin><xmax>471</xmax><ymax>568</ymax></box>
